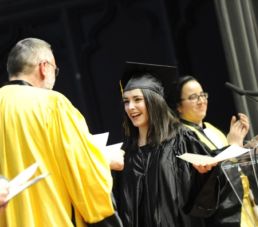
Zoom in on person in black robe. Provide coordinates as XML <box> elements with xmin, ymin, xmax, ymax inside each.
<box><xmin>113</xmin><ymin>62</ymin><xmax>219</xmax><ymax>227</ymax></box>
<box><xmin>168</xmin><ymin>75</ymin><xmax>250</xmax><ymax>227</ymax></box>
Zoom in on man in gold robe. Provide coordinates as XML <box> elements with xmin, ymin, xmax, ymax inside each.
<box><xmin>0</xmin><ymin>38</ymin><xmax>123</xmax><ymax>226</ymax></box>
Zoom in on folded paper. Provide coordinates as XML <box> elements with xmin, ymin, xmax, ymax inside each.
<box><xmin>177</xmin><ymin>145</ymin><xmax>250</xmax><ymax>165</ymax></box>
<box><xmin>6</xmin><ymin>163</ymin><xmax>48</xmax><ymax>201</ymax></box>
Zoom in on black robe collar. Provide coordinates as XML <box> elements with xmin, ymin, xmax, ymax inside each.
<box><xmin>181</xmin><ymin>118</ymin><xmax>219</xmax><ymax>150</ymax></box>
<box><xmin>1</xmin><ymin>80</ymin><xmax>33</xmax><ymax>87</ymax></box>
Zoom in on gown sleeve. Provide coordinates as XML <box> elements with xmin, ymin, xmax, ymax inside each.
<box><xmin>177</xmin><ymin>128</ymin><xmax>221</xmax><ymax>218</ymax></box>
<box><xmin>50</xmin><ymin>95</ymin><xmax>122</xmax><ymax>226</ymax></box>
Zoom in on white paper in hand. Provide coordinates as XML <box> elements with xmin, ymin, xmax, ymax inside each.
<box><xmin>177</xmin><ymin>153</ymin><xmax>216</xmax><ymax>165</ymax></box>
<box><xmin>92</xmin><ymin>132</ymin><xmax>109</xmax><ymax>148</ymax></box>
<box><xmin>177</xmin><ymin>145</ymin><xmax>250</xmax><ymax>165</ymax></box>
<box><xmin>214</xmin><ymin>145</ymin><xmax>250</xmax><ymax>162</ymax></box>
<box><xmin>6</xmin><ymin>163</ymin><xmax>49</xmax><ymax>201</ymax></box>
<box><xmin>106</xmin><ymin>142</ymin><xmax>123</xmax><ymax>153</ymax></box>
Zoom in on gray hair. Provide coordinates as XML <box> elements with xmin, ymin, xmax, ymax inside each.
<box><xmin>7</xmin><ymin>38</ymin><xmax>53</xmax><ymax>78</ymax></box>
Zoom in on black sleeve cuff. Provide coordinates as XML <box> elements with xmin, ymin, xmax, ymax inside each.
<box><xmin>86</xmin><ymin>212</ymin><xmax>123</xmax><ymax>227</ymax></box>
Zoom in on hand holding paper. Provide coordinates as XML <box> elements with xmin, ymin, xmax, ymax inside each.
<box><xmin>92</xmin><ymin>132</ymin><xmax>125</xmax><ymax>170</ymax></box>
<box><xmin>177</xmin><ymin>145</ymin><xmax>251</xmax><ymax>166</ymax></box>
<box><xmin>0</xmin><ymin>178</ymin><xmax>9</xmax><ymax>209</ymax></box>
<box><xmin>91</xmin><ymin>132</ymin><xmax>109</xmax><ymax>149</ymax></box>
<box><xmin>6</xmin><ymin>163</ymin><xmax>48</xmax><ymax>201</ymax></box>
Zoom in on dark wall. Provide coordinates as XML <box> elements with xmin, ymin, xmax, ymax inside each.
<box><xmin>170</xmin><ymin>0</ymin><xmax>236</xmax><ymax>134</ymax></box>
<box><xmin>0</xmin><ymin>0</ymin><xmax>235</xmax><ymax>142</ymax></box>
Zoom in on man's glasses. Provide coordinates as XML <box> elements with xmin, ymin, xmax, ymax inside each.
<box><xmin>46</xmin><ymin>61</ymin><xmax>59</xmax><ymax>77</ymax></box>
<box><xmin>181</xmin><ymin>92</ymin><xmax>208</xmax><ymax>102</ymax></box>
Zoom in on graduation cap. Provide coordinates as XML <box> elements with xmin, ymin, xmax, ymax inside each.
<box><xmin>120</xmin><ymin>61</ymin><xmax>177</xmax><ymax>98</ymax></box>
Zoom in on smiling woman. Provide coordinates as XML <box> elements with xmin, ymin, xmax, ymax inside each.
<box><xmin>170</xmin><ymin>75</ymin><xmax>249</xmax><ymax>150</ymax></box>
<box><xmin>113</xmin><ymin>62</ymin><xmax>221</xmax><ymax>227</ymax></box>
<box><xmin>177</xmin><ymin>78</ymin><xmax>209</xmax><ymax>127</ymax></box>
<box><xmin>169</xmin><ymin>75</ymin><xmax>250</xmax><ymax>226</ymax></box>
<box><xmin>123</xmin><ymin>88</ymin><xmax>148</xmax><ymax>139</ymax></box>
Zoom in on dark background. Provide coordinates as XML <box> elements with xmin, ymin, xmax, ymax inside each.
<box><xmin>0</xmin><ymin>0</ymin><xmax>236</xmax><ymax>143</ymax></box>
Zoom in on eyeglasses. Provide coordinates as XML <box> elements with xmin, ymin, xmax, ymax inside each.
<box><xmin>181</xmin><ymin>92</ymin><xmax>208</xmax><ymax>102</ymax></box>
<box><xmin>46</xmin><ymin>61</ymin><xmax>59</xmax><ymax>77</ymax></box>
<box><xmin>39</xmin><ymin>61</ymin><xmax>59</xmax><ymax>77</ymax></box>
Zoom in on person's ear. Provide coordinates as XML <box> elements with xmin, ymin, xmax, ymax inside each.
<box><xmin>176</xmin><ymin>103</ymin><xmax>182</xmax><ymax>113</ymax></box>
<box><xmin>38</xmin><ymin>62</ymin><xmax>47</xmax><ymax>79</ymax></box>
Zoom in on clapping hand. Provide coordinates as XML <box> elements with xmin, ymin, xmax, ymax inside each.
<box><xmin>227</xmin><ymin>113</ymin><xmax>249</xmax><ymax>146</ymax></box>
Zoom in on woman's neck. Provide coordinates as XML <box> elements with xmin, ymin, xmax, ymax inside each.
<box><xmin>181</xmin><ymin>117</ymin><xmax>203</xmax><ymax>128</ymax></box>
<box><xmin>138</xmin><ymin>126</ymin><xmax>148</xmax><ymax>146</ymax></box>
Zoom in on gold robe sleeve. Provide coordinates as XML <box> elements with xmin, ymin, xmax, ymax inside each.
<box><xmin>50</xmin><ymin>96</ymin><xmax>115</xmax><ymax>224</ymax></box>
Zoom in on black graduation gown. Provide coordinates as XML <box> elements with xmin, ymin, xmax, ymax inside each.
<box><xmin>113</xmin><ymin>127</ymin><xmax>218</xmax><ymax>227</ymax></box>
<box><xmin>181</xmin><ymin>120</ymin><xmax>242</xmax><ymax>227</ymax></box>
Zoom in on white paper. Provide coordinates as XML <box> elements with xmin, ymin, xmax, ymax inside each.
<box><xmin>8</xmin><ymin>163</ymin><xmax>39</xmax><ymax>189</ymax></box>
<box><xmin>106</xmin><ymin>142</ymin><xmax>123</xmax><ymax>153</ymax></box>
<box><xmin>177</xmin><ymin>145</ymin><xmax>250</xmax><ymax>165</ymax></box>
<box><xmin>92</xmin><ymin>132</ymin><xmax>123</xmax><ymax>153</ymax></box>
<box><xmin>6</xmin><ymin>163</ymin><xmax>48</xmax><ymax>201</ymax></box>
<box><xmin>7</xmin><ymin>173</ymin><xmax>49</xmax><ymax>201</ymax></box>
<box><xmin>177</xmin><ymin>153</ymin><xmax>216</xmax><ymax>165</ymax></box>
<box><xmin>92</xmin><ymin>132</ymin><xmax>109</xmax><ymax>148</ymax></box>
<box><xmin>214</xmin><ymin>145</ymin><xmax>249</xmax><ymax>162</ymax></box>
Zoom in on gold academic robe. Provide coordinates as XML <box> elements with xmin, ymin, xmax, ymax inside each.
<box><xmin>0</xmin><ymin>84</ymin><xmax>117</xmax><ymax>227</ymax></box>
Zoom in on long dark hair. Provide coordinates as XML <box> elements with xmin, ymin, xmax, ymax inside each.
<box><xmin>123</xmin><ymin>75</ymin><xmax>180</xmax><ymax>147</ymax></box>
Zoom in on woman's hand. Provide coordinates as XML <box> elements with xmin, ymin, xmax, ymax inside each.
<box><xmin>227</xmin><ymin>113</ymin><xmax>249</xmax><ymax>146</ymax></box>
<box><xmin>192</xmin><ymin>163</ymin><xmax>218</xmax><ymax>174</ymax></box>
<box><xmin>108</xmin><ymin>149</ymin><xmax>125</xmax><ymax>171</ymax></box>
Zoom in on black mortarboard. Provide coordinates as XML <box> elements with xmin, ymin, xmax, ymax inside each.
<box><xmin>120</xmin><ymin>61</ymin><xmax>177</xmax><ymax>98</ymax></box>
